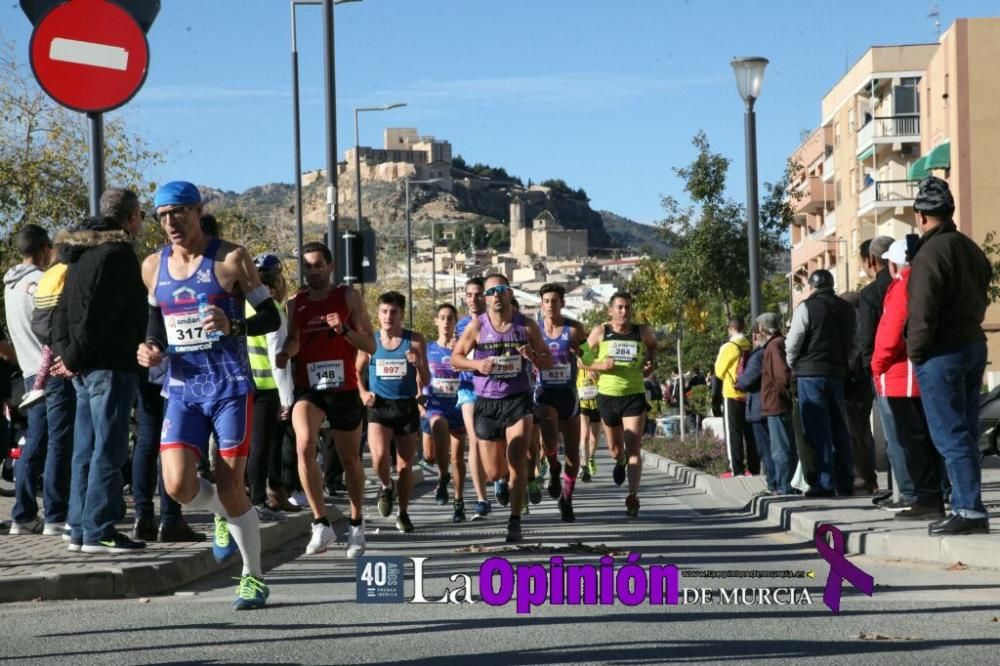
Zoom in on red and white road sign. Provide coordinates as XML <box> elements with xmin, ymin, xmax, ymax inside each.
<box><xmin>29</xmin><ymin>0</ymin><xmax>149</xmax><ymax>113</ymax></box>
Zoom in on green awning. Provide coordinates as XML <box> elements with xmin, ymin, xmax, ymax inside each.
<box><xmin>857</xmin><ymin>146</ymin><xmax>875</xmax><ymax>162</ymax></box>
<box><xmin>908</xmin><ymin>140</ymin><xmax>951</xmax><ymax>179</ymax></box>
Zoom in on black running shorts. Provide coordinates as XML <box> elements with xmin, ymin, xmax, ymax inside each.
<box><xmin>295</xmin><ymin>389</ymin><xmax>364</xmax><ymax>431</ymax></box>
<box><xmin>474</xmin><ymin>392</ymin><xmax>534</xmax><ymax>442</ymax></box>
<box><xmin>368</xmin><ymin>396</ymin><xmax>421</xmax><ymax>436</ymax></box>
<box><xmin>596</xmin><ymin>393</ymin><xmax>649</xmax><ymax>428</ymax></box>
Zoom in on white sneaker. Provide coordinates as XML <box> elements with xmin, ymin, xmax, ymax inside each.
<box><xmin>9</xmin><ymin>517</ymin><xmax>43</xmax><ymax>535</ymax></box>
<box><xmin>43</xmin><ymin>521</ymin><xmax>68</xmax><ymax>536</ymax></box>
<box><xmin>346</xmin><ymin>522</ymin><xmax>366</xmax><ymax>559</ymax></box>
<box><xmin>305</xmin><ymin>522</ymin><xmax>335</xmax><ymax>555</ymax></box>
<box><xmin>289</xmin><ymin>491</ymin><xmax>309</xmax><ymax>508</ymax></box>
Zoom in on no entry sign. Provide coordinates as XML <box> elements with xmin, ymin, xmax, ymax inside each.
<box><xmin>28</xmin><ymin>0</ymin><xmax>150</xmax><ymax>113</ymax></box>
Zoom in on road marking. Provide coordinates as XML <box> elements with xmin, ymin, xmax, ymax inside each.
<box><xmin>49</xmin><ymin>37</ymin><xmax>129</xmax><ymax>71</ymax></box>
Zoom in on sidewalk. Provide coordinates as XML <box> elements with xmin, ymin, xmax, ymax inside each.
<box><xmin>644</xmin><ymin>450</ymin><xmax>1000</xmax><ymax>570</ymax></box>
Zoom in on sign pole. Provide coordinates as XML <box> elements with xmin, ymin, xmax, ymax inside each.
<box><xmin>88</xmin><ymin>112</ymin><xmax>104</xmax><ymax>216</ymax></box>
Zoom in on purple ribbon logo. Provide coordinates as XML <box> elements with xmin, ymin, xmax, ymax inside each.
<box><xmin>814</xmin><ymin>524</ymin><xmax>875</xmax><ymax>614</ymax></box>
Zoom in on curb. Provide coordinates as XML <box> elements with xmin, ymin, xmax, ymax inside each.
<box><xmin>0</xmin><ymin>505</ymin><xmax>345</xmax><ymax>604</ymax></box>
<box><xmin>642</xmin><ymin>451</ymin><xmax>1000</xmax><ymax>571</ymax></box>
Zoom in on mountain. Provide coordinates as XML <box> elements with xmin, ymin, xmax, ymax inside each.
<box><xmin>599</xmin><ymin>210</ymin><xmax>674</xmax><ymax>257</ymax></box>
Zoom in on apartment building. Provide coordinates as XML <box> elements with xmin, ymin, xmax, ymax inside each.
<box><xmin>789</xmin><ymin>17</ymin><xmax>1000</xmax><ymax>372</ymax></box>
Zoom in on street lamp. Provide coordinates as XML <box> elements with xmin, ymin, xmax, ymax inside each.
<box><xmin>354</xmin><ymin>103</ymin><xmax>407</xmax><ymax>233</ymax></box>
<box><xmin>289</xmin><ymin>0</ymin><xmax>363</xmax><ymax>285</ymax></box>
<box><xmin>731</xmin><ymin>56</ymin><xmax>768</xmax><ymax>320</ymax></box>
<box><xmin>404</xmin><ymin>178</ymin><xmax>444</xmax><ymax>327</ymax></box>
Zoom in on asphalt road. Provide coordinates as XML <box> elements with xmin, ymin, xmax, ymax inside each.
<box><xmin>2</xmin><ymin>464</ymin><xmax>999</xmax><ymax>665</ymax></box>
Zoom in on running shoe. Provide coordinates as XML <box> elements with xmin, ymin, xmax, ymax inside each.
<box><xmin>9</xmin><ymin>517</ymin><xmax>43</xmax><ymax>535</ymax></box>
<box><xmin>625</xmin><ymin>493</ymin><xmax>640</xmax><ymax>518</ymax></box>
<box><xmin>81</xmin><ymin>531</ymin><xmax>146</xmax><ymax>554</ymax></box>
<box><xmin>527</xmin><ymin>479</ymin><xmax>542</xmax><ymax>505</ymax></box>
<box><xmin>346</xmin><ymin>522</ymin><xmax>366</xmax><ymax>558</ymax></box>
<box><xmin>396</xmin><ymin>512</ymin><xmax>415</xmax><ymax>534</ymax></box>
<box><xmin>288</xmin><ymin>491</ymin><xmax>309</xmax><ymax>508</ymax></box>
<box><xmin>581</xmin><ymin>465</ymin><xmax>592</xmax><ymax>482</ymax></box>
<box><xmin>452</xmin><ymin>500</ymin><xmax>466</xmax><ymax>523</ymax></box>
<box><xmin>233</xmin><ymin>574</ymin><xmax>269</xmax><ymax>611</ymax></box>
<box><xmin>305</xmin><ymin>522</ymin><xmax>335</xmax><ymax>555</ymax></box>
<box><xmin>588</xmin><ymin>459</ymin><xmax>597</xmax><ymax>477</ymax></box>
<box><xmin>67</xmin><ymin>538</ymin><xmax>82</xmax><ymax>553</ymax></box>
<box><xmin>254</xmin><ymin>504</ymin><xmax>287</xmax><ymax>523</ymax></box>
<box><xmin>494</xmin><ymin>479</ymin><xmax>510</xmax><ymax>507</ymax></box>
<box><xmin>872</xmin><ymin>491</ymin><xmax>894</xmax><ymax>507</ymax></box>
<box><xmin>213</xmin><ymin>515</ymin><xmax>238</xmax><ymax>563</ymax></box>
<box><xmin>471</xmin><ymin>500</ymin><xmax>491</xmax><ymax>520</ymax></box>
<box><xmin>548</xmin><ymin>459</ymin><xmax>562</xmax><ymax>499</ymax></box>
<box><xmin>42</xmin><ymin>521</ymin><xmax>69</xmax><ymax>537</ymax></box>
<box><xmin>613</xmin><ymin>456</ymin><xmax>627</xmax><ymax>486</ymax></box>
<box><xmin>435</xmin><ymin>474</ymin><xmax>450</xmax><ymax>505</ymax></box>
<box><xmin>505</xmin><ymin>518</ymin><xmax>523</xmax><ymax>543</ymax></box>
<box><xmin>539</xmin><ymin>457</ymin><xmax>548</xmax><ymax>478</ymax></box>
<box><xmin>377</xmin><ymin>481</ymin><xmax>395</xmax><ymax>518</ymax></box>
<box><xmin>558</xmin><ymin>496</ymin><xmax>575</xmax><ymax>522</ymax></box>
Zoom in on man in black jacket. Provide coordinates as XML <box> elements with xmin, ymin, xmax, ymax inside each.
<box><xmin>785</xmin><ymin>269</ymin><xmax>856</xmax><ymax>497</ymax></box>
<box><xmin>51</xmin><ymin>208</ymin><xmax>146</xmax><ymax>554</ymax></box>
<box><xmin>906</xmin><ymin>176</ymin><xmax>992</xmax><ymax>536</ymax></box>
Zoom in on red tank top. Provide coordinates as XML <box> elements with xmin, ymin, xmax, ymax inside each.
<box><xmin>291</xmin><ymin>285</ymin><xmax>358</xmax><ymax>392</ymax></box>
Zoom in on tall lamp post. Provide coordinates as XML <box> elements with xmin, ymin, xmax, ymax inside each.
<box><xmin>404</xmin><ymin>178</ymin><xmax>443</xmax><ymax>327</ymax></box>
<box><xmin>289</xmin><ymin>0</ymin><xmax>362</xmax><ymax>285</ymax></box>
<box><xmin>354</xmin><ymin>103</ymin><xmax>406</xmax><ymax>233</ymax></box>
<box><xmin>731</xmin><ymin>56</ymin><xmax>768</xmax><ymax>321</ymax></box>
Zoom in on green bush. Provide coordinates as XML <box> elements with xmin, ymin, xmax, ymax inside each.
<box><xmin>644</xmin><ymin>434</ymin><xmax>729</xmax><ymax>476</ymax></box>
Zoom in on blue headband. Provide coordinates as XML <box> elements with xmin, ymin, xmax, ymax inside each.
<box><xmin>154</xmin><ymin>181</ymin><xmax>201</xmax><ymax>208</ymax></box>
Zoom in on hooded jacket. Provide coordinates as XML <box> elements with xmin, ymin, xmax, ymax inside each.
<box><xmin>50</xmin><ymin>222</ymin><xmax>145</xmax><ymax>373</ymax></box>
<box><xmin>872</xmin><ymin>268</ymin><xmax>919</xmax><ymax>398</ymax></box>
<box><xmin>906</xmin><ymin>220</ymin><xmax>992</xmax><ymax>364</ymax></box>
<box><xmin>714</xmin><ymin>334</ymin><xmax>750</xmax><ymax>400</ymax></box>
<box><xmin>3</xmin><ymin>262</ymin><xmax>45</xmax><ymax>376</ymax></box>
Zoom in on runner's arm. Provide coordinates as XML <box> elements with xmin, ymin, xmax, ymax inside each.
<box><xmin>586</xmin><ymin>324</ymin><xmax>614</xmax><ymax>371</ymax></box>
<box><xmin>227</xmin><ymin>246</ymin><xmax>280</xmax><ymax>337</ymax></box>
<box><xmin>409</xmin><ymin>333</ymin><xmax>431</xmax><ymax>387</ymax></box>
<box><xmin>451</xmin><ymin>317</ymin><xmax>483</xmax><ymax>372</ymax></box>
<box><xmin>138</xmin><ymin>253</ymin><xmax>165</xmax><ymax>368</ymax></box>
<box><xmin>280</xmin><ymin>297</ymin><xmax>300</xmax><ymax>359</ymax></box>
<box><xmin>524</xmin><ymin>319</ymin><xmax>553</xmax><ymax>369</ymax></box>
<box><xmin>344</xmin><ymin>287</ymin><xmax>376</xmax><ymax>354</ymax></box>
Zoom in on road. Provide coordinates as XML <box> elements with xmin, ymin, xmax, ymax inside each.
<box><xmin>1</xmin><ymin>463</ymin><xmax>998</xmax><ymax>665</ymax></box>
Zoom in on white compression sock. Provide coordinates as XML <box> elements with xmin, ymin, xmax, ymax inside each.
<box><xmin>182</xmin><ymin>477</ymin><xmax>228</xmax><ymax>518</ymax></box>
<box><xmin>227</xmin><ymin>507</ymin><xmax>262</xmax><ymax>578</ymax></box>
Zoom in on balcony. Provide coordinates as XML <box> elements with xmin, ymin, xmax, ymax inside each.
<box><xmin>857</xmin><ymin>179</ymin><xmax>918</xmax><ymax>217</ymax></box>
<box><xmin>791</xmin><ymin>176</ymin><xmax>828</xmax><ymax>214</ymax></box>
<box><xmin>856</xmin><ymin>115</ymin><xmax>921</xmax><ymax>157</ymax></box>
<box><xmin>821</xmin><ymin>150</ymin><xmax>834</xmax><ymax>182</ymax></box>
<box><xmin>823</xmin><ymin>211</ymin><xmax>836</xmax><ymax>236</ymax></box>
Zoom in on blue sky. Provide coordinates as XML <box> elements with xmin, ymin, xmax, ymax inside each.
<box><xmin>2</xmin><ymin>0</ymin><xmax>996</xmax><ymax>224</ymax></box>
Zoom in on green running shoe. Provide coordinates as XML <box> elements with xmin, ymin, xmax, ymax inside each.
<box><xmin>213</xmin><ymin>515</ymin><xmax>237</xmax><ymax>563</ymax></box>
<box><xmin>233</xmin><ymin>574</ymin><xmax>269</xmax><ymax>611</ymax></box>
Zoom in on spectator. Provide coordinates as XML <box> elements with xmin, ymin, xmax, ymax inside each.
<box><xmin>786</xmin><ymin>269</ymin><xmax>856</xmax><ymax>496</ymax></box>
<box><xmin>735</xmin><ymin>323</ymin><xmax>774</xmax><ymax>493</ymax></box>
<box><xmin>51</xmin><ymin>202</ymin><xmax>146</xmax><ymax>553</ymax></box>
<box><xmin>872</xmin><ymin>238</ymin><xmax>946</xmax><ymax>523</ymax></box>
<box><xmin>907</xmin><ymin>176</ymin><xmax>992</xmax><ymax>535</ymax></box>
<box><xmin>4</xmin><ymin>224</ymin><xmax>69</xmax><ymax>537</ymax></box>
<box><xmin>841</xmin><ymin>289</ymin><xmax>879</xmax><ymax>496</ymax></box>
<box><xmin>714</xmin><ymin>317</ymin><xmax>758</xmax><ymax>476</ymax></box>
<box><xmin>857</xmin><ymin>236</ymin><xmax>908</xmax><ymax>506</ymax></box>
<box><xmin>759</xmin><ymin>312</ymin><xmax>798</xmax><ymax>495</ymax></box>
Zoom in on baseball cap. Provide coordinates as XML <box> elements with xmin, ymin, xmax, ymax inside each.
<box><xmin>254</xmin><ymin>253</ymin><xmax>282</xmax><ymax>273</ymax></box>
<box><xmin>153</xmin><ymin>181</ymin><xmax>201</xmax><ymax>208</ymax></box>
<box><xmin>881</xmin><ymin>238</ymin><xmax>909</xmax><ymax>266</ymax></box>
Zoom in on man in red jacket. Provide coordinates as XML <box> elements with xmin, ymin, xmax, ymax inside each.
<box><xmin>871</xmin><ymin>238</ymin><xmax>945</xmax><ymax>522</ymax></box>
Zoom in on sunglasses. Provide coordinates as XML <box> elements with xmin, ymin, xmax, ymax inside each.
<box><xmin>484</xmin><ymin>284</ymin><xmax>511</xmax><ymax>297</ymax></box>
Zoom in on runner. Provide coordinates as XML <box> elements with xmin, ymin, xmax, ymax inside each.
<box><xmin>577</xmin><ymin>342</ymin><xmax>601</xmax><ymax>482</ymax></box>
<box><xmin>423</xmin><ymin>303</ymin><xmax>469</xmax><ymax>522</ymax></box>
<box><xmin>455</xmin><ymin>277</ymin><xmax>492</xmax><ymax>519</ymax></box>
<box><xmin>357</xmin><ymin>291</ymin><xmax>430</xmax><ymax>533</ymax></box>
<box><xmin>586</xmin><ymin>291</ymin><xmax>657</xmax><ymax>517</ymax></box>
<box><xmin>535</xmin><ymin>284</ymin><xmax>588</xmax><ymax>521</ymax></box>
<box><xmin>451</xmin><ymin>274</ymin><xmax>552</xmax><ymax>542</ymax></box>
<box><xmin>137</xmin><ymin>181</ymin><xmax>281</xmax><ymax>610</ymax></box>
<box><xmin>280</xmin><ymin>241</ymin><xmax>374</xmax><ymax>558</ymax></box>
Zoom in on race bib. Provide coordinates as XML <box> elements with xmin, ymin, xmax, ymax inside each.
<box><xmin>609</xmin><ymin>341</ymin><xmax>639</xmax><ymax>365</ymax></box>
<box><xmin>541</xmin><ymin>363</ymin><xmax>571</xmax><ymax>384</ymax></box>
<box><xmin>165</xmin><ymin>311</ymin><xmax>217</xmax><ymax>353</ymax></box>
<box><xmin>490</xmin><ymin>355</ymin><xmax>522</xmax><ymax>377</ymax></box>
<box><xmin>376</xmin><ymin>358</ymin><xmax>408</xmax><ymax>380</ymax></box>
<box><xmin>432</xmin><ymin>377</ymin><xmax>459</xmax><ymax>396</ymax></box>
<box><xmin>579</xmin><ymin>385</ymin><xmax>599</xmax><ymax>400</ymax></box>
<box><xmin>308</xmin><ymin>360</ymin><xmax>345</xmax><ymax>390</ymax></box>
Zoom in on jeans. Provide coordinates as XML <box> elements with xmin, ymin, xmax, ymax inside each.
<box><xmin>12</xmin><ymin>375</ymin><xmax>50</xmax><ymax>523</ymax></box>
<box><xmin>876</xmin><ymin>393</ymin><xmax>915</xmax><ymax>502</ymax></box>
<box><xmin>751</xmin><ymin>420</ymin><xmax>773</xmax><ymax>489</ymax></box>
<box><xmin>133</xmin><ymin>380</ymin><xmax>182</xmax><ymax>525</ymax></box>
<box><xmin>767</xmin><ymin>412</ymin><xmax>798</xmax><ymax>494</ymax></box>
<box><xmin>845</xmin><ymin>396</ymin><xmax>878</xmax><ymax>489</ymax></box>
<box><xmin>914</xmin><ymin>343</ymin><xmax>988</xmax><ymax>518</ymax></box>
<box><xmin>43</xmin><ymin>377</ymin><xmax>75</xmax><ymax>523</ymax></box>
<box><xmin>797</xmin><ymin>376</ymin><xmax>854</xmax><ymax>494</ymax></box>
<box><xmin>886</xmin><ymin>397</ymin><xmax>947</xmax><ymax>507</ymax></box>
<box><xmin>68</xmin><ymin>370</ymin><xmax>139</xmax><ymax>543</ymax></box>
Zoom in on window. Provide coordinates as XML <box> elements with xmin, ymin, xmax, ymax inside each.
<box><xmin>894</xmin><ymin>78</ymin><xmax>919</xmax><ymax>115</ymax></box>
<box><xmin>834</xmin><ymin>121</ymin><xmax>841</xmax><ymax>146</ymax></box>
<box><xmin>835</xmin><ymin>179</ymin><xmax>842</xmax><ymax>205</ymax></box>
